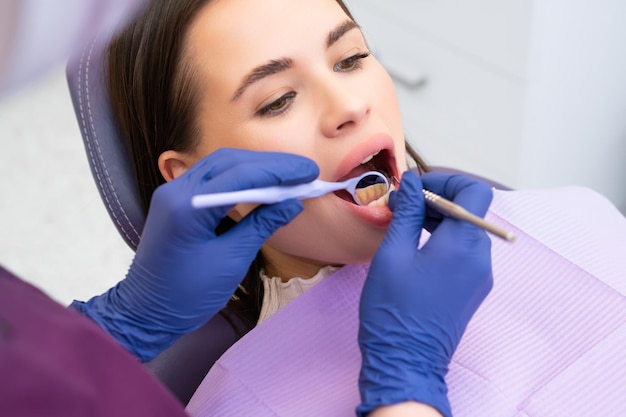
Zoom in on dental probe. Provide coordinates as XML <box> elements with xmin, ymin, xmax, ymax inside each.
<box><xmin>422</xmin><ymin>189</ymin><xmax>515</xmax><ymax>242</ymax></box>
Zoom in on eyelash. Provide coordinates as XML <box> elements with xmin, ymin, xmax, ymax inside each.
<box><xmin>256</xmin><ymin>51</ymin><xmax>371</xmax><ymax>118</ymax></box>
<box><xmin>334</xmin><ymin>52</ymin><xmax>370</xmax><ymax>72</ymax></box>
<box><xmin>257</xmin><ymin>92</ymin><xmax>296</xmax><ymax>117</ymax></box>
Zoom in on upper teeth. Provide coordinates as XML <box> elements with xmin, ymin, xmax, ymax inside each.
<box><xmin>360</xmin><ymin>151</ymin><xmax>379</xmax><ymax>165</ymax></box>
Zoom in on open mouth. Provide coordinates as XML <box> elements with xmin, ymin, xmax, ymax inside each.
<box><xmin>334</xmin><ymin>149</ymin><xmax>396</xmax><ymax>206</ymax></box>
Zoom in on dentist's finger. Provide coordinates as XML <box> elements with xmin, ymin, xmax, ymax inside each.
<box><xmin>421</xmin><ymin>172</ymin><xmax>493</xmax><ymax>218</ymax></box>
<box><xmin>381</xmin><ymin>171</ymin><xmax>426</xmax><ymax>251</ymax></box>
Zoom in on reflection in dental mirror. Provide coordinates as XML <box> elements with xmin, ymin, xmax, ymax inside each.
<box><xmin>352</xmin><ymin>172</ymin><xmax>390</xmax><ymax>206</ymax></box>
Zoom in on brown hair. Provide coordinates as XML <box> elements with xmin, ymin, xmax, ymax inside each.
<box><xmin>107</xmin><ymin>0</ymin><xmax>428</xmax><ymax>323</ymax></box>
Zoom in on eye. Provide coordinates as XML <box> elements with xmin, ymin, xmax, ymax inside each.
<box><xmin>334</xmin><ymin>52</ymin><xmax>371</xmax><ymax>72</ymax></box>
<box><xmin>257</xmin><ymin>92</ymin><xmax>296</xmax><ymax>117</ymax></box>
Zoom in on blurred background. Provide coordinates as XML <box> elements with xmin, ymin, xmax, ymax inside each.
<box><xmin>1</xmin><ymin>0</ymin><xmax>625</xmax><ymax>305</ymax></box>
<box><xmin>0</xmin><ymin>69</ymin><xmax>134</xmax><ymax>304</ymax></box>
<box><xmin>346</xmin><ymin>0</ymin><xmax>626</xmax><ymax>207</ymax></box>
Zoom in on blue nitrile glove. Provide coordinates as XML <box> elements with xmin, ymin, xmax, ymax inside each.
<box><xmin>357</xmin><ymin>171</ymin><xmax>494</xmax><ymax>417</ymax></box>
<box><xmin>71</xmin><ymin>149</ymin><xmax>319</xmax><ymax>362</ymax></box>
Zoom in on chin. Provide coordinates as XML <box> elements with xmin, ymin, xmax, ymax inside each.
<box><xmin>328</xmin><ymin>232</ymin><xmax>386</xmax><ymax>265</ymax></box>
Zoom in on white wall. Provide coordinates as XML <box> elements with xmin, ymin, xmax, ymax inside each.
<box><xmin>0</xmin><ymin>67</ymin><xmax>133</xmax><ymax>305</ymax></box>
<box><xmin>521</xmin><ymin>0</ymin><xmax>626</xmax><ymax>212</ymax></box>
<box><xmin>347</xmin><ymin>0</ymin><xmax>626</xmax><ymax>214</ymax></box>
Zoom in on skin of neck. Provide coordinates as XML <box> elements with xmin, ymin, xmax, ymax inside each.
<box><xmin>261</xmin><ymin>244</ymin><xmax>341</xmax><ymax>282</ymax></box>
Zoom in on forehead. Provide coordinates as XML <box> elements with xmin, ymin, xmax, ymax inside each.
<box><xmin>185</xmin><ymin>0</ymin><xmax>352</xmax><ymax>83</ymax></box>
<box><xmin>190</xmin><ymin>0</ymin><xmax>349</xmax><ymax>44</ymax></box>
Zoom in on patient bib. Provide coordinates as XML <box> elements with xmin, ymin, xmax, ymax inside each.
<box><xmin>187</xmin><ymin>187</ymin><xmax>626</xmax><ymax>417</ymax></box>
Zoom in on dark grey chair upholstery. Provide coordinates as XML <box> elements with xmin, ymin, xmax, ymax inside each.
<box><xmin>66</xmin><ymin>38</ymin><xmax>144</xmax><ymax>250</ymax></box>
<box><xmin>65</xmin><ymin>36</ymin><xmax>510</xmax><ymax>406</ymax></box>
<box><xmin>65</xmin><ymin>38</ymin><xmax>252</xmax><ymax>405</ymax></box>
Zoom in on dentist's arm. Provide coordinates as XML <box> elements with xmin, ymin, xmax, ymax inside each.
<box><xmin>358</xmin><ymin>171</ymin><xmax>494</xmax><ymax>417</ymax></box>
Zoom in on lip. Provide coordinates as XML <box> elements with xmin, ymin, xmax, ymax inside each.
<box><xmin>332</xmin><ymin>133</ymin><xmax>399</xmax><ymax>183</ymax></box>
<box><xmin>329</xmin><ymin>132</ymin><xmax>398</xmax><ymax>228</ymax></box>
<box><xmin>334</xmin><ymin>196</ymin><xmax>394</xmax><ymax>228</ymax></box>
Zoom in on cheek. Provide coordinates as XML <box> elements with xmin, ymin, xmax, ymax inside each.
<box><xmin>264</xmin><ymin>197</ymin><xmax>387</xmax><ymax>265</ymax></box>
<box><xmin>371</xmin><ymin>68</ymin><xmax>408</xmax><ymax>171</ymax></box>
<box><xmin>376</xmin><ymin>75</ymin><xmax>404</xmax><ymax>132</ymax></box>
<box><xmin>369</xmin><ymin>99</ymin><xmax>408</xmax><ymax>173</ymax></box>
<box><xmin>234</xmin><ymin>118</ymin><xmax>317</xmax><ymax>156</ymax></box>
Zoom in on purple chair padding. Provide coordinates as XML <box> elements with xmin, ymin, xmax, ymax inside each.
<box><xmin>186</xmin><ymin>187</ymin><xmax>626</xmax><ymax>417</ymax></box>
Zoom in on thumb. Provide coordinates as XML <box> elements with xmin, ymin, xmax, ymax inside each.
<box><xmin>221</xmin><ymin>199</ymin><xmax>304</xmax><ymax>250</ymax></box>
<box><xmin>382</xmin><ymin>171</ymin><xmax>426</xmax><ymax>251</ymax></box>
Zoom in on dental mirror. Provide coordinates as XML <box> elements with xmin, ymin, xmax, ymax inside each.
<box><xmin>349</xmin><ymin>171</ymin><xmax>390</xmax><ymax>206</ymax></box>
<box><xmin>191</xmin><ymin>170</ymin><xmax>391</xmax><ymax>208</ymax></box>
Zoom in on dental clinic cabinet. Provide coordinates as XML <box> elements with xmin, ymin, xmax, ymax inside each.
<box><xmin>346</xmin><ymin>0</ymin><xmax>626</xmax><ymax>213</ymax></box>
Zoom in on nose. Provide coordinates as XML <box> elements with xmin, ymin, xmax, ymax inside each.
<box><xmin>319</xmin><ymin>78</ymin><xmax>371</xmax><ymax>138</ymax></box>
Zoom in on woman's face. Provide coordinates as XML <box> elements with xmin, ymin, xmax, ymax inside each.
<box><xmin>176</xmin><ymin>0</ymin><xmax>407</xmax><ymax>277</ymax></box>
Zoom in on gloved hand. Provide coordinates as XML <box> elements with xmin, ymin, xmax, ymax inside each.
<box><xmin>71</xmin><ymin>148</ymin><xmax>319</xmax><ymax>362</ymax></box>
<box><xmin>357</xmin><ymin>171</ymin><xmax>494</xmax><ymax>417</ymax></box>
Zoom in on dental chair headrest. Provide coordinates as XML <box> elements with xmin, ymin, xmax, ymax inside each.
<box><xmin>66</xmin><ymin>38</ymin><xmax>144</xmax><ymax>250</ymax></box>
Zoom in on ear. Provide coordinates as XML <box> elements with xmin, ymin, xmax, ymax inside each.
<box><xmin>158</xmin><ymin>150</ymin><xmax>195</xmax><ymax>181</ymax></box>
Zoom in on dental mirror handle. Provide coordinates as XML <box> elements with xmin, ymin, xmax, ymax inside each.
<box><xmin>191</xmin><ymin>179</ymin><xmax>352</xmax><ymax>208</ymax></box>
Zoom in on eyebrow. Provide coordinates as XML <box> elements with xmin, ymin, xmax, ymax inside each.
<box><xmin>231</xmin><ymin>19</ymin><xmax>360</xmax><ymax>101</ymax></box>
<box><xmin>326</xmin><ymin>20</ymin><xmax>359</xmax><ymax>48</ymax></box>
<box><xmin>232</xmin><ymin>58</ymin><xmax>293</xmax><ymax>101</ymax></box>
